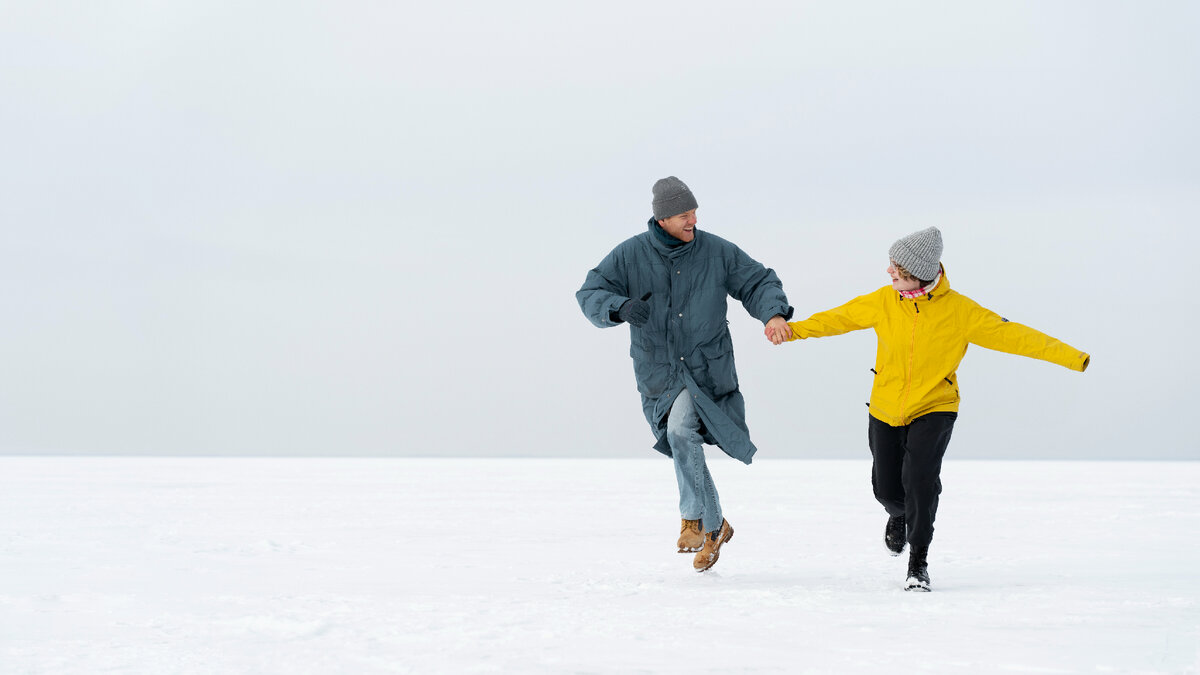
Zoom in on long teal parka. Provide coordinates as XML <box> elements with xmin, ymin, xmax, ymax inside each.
<box><xmin>577</xmin><ymin>219</ymin><xmax>792</xmax><ymax>464</ymax></box>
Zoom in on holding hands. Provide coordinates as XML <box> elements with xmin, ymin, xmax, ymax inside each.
<box><xmin>764</xmin><ymin>315</ymin><xmax>791</xmax><ymax>345</ymax></box>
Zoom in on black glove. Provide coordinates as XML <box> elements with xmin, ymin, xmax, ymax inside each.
<box><xmin>616</xmin><ymin>292</ymin><xmax>653</xmax><ymax>327</ymax></box>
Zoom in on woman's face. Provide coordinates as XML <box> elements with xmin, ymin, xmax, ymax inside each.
<box><xmin>887</xmin><ymin>262</ymin><xmax>923</xmax><ymax>292</ymax></box>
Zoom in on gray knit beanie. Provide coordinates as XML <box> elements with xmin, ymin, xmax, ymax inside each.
<box><xmin>651</xmin><ymin>176</ymin><xmax>698</xmax><ymax>220</ymax></box>
<box><xmin>888</xmin><ymin>226</ymin><xmax>943</xmax><ymax>281</ymax></box>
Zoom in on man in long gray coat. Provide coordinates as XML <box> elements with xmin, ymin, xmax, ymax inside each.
<box><xmin>577</xmin><ymin>176</ymin><xmax>793</xmax><ymax>572</ymax></box>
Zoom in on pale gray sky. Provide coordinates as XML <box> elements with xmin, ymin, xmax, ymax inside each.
<box><xmin>2</xmin><ymin>1</ymin><xmax>1197</xmax><ymax>458</ymax></box>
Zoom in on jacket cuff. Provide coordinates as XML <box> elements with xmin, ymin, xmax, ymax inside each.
<box><xmin>762</xmin><ymin>306</ymin><xmax>794</xmax><ymax>324</ymax></box>
<box><xmin>606</xmin><ymin>297</ymin><xmax>629</xmax><ymax>326</ymax></box>
<box><xmin>1073</xmin><ymin>351</ymin><xmax>1091</xmax><ymax>372</ymax></box>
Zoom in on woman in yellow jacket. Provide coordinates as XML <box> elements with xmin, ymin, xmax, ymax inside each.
<box><xmin>776</xmin><ymin>227</ymin><xmax>1089</xmax><ymax>591</ymax></box>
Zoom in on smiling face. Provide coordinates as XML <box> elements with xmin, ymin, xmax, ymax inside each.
<box><xmin>887</xmin><ymin>261</ymin><xmax>924</xmax><ymax>292</ymax></box>
<box><xmin>657</xmin><ymin>209</ymin><xmax>698</xmax><ymax>242</ymax></box>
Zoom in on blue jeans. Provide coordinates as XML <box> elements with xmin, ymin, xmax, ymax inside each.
<box><xmin>668</xmin><ymin>389</ymin><xmax>723</xmax><ymax>533</ymax></box>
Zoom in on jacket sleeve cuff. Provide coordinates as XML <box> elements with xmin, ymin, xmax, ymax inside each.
<box><xmin>605</xmin><ymin>297</ymin><xmax>629</xmax><ymax>326</ymax></box>
<box><xmin>762</xmin><ymin>306</ymin><xmax>794</xmax><ymax>324</ymax></box>
<box><xmin>1074</xmin><ymin>352</ymin><xmax>1091</xmax><ymax>372</ymax></box>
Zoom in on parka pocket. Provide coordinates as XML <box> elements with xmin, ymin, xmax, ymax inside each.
<box><xmin>631</xmin><ymin>344</ymin><xmax>671</xmax><ymax>398</ymax></box>
<box><xmin>697</xmin><ymin>337</ymin><xmax>738</xmax><ymax>398</ymax></box>
<box><xmin>931</xmin><ymin>375</ymin><xmax>960</xmax><ymax>408</ymax></box>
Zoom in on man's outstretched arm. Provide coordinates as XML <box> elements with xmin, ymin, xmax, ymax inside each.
<box><xmin>725</xmin><ymin>245</ymin><xmax>794</xmax><ymax>328</ymax></box>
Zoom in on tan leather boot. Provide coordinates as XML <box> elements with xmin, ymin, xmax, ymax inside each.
<box><xmin>677</xmin><ymin>518</ymin><xmax>703</xmax><ymax>553</ymax></box>
<box><xmin>693</xmin><ymin>519</ymin><xmax>734</xmax><ymax>572</ymax></box>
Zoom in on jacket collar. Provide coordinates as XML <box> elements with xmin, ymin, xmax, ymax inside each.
<box><xmin>899</xmin><ymin>269</ymin><xmax>942</xmax><ymax>299</ymax></box>
<box><xmin>901</xmin><ymin>264</ymin><xmax>950</xmax><ymax>302</ymax></box>
<box><xmin>646</xmin><ymin>217</ymin><xmax>695</xmax><ymax>259</ymax></box>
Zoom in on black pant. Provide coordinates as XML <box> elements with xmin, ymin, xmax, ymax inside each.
<box><xmin>867</xmin><ymin>412</ymin><xmax>957</xmax><ymax>549</ymax></box>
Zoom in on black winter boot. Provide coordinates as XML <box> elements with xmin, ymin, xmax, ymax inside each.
<box><xmin>905</xmin><ymin>544</ymin><xmax>930</xmax><ymax>592</ymax></box>
<box><xmin>885</xmin><ymin>514</ymin><xmax>906</xmax><ymax>556</ymax></box>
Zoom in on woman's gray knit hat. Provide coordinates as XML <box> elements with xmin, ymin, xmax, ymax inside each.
<box><xmin>889</xmin><ymin>226</ymin><xmax>943</xmax><ymax>281</ymax></box>
<box><xmin>651</xmin><ymin>176</ymin><xmax>698</xmax><ymax>220</ymax></box>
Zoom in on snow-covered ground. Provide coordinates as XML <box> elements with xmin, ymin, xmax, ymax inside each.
<box><xmin>1</xmin><ymin>457</ymin><xmax>1197</xmax><ymax>674</ymax></box>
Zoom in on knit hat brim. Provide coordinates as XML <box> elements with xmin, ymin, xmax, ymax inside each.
<box><xmin>652</xmin><ymin>192</ymin><xmax>699</xmax><ymax>220</ymax></box>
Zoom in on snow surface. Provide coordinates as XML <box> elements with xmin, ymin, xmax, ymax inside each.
<box><xmin>2</xmin><ymin>457</ymin><xmax>1198</xmax><ymax>674</ymax></box>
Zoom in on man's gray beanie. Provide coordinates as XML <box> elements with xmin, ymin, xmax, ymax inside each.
<box><xmin>888</xmin><ymin>226</ymin><xmax>943</xmax><ymax>281</ymax></box>
<box><xmin>651</xmin><ymin>176</ymin><xmax>698</xmax><ymax>220</ymax></box>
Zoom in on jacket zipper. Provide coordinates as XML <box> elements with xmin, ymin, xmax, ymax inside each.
<box><xmin>898</xmin><ymin>300</ymin><xmax>919</xmax><ymax>424</ymax></box>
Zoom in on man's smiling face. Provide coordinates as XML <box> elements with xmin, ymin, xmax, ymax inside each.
<box><xmin>658</xmin><ymin>209</ymin><xmax>697</xmax><ymax>242</ymax></box>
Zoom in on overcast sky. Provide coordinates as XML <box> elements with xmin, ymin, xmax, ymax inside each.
<box><xmin>2</xmin><ymin>1</ymin><xmax>1197</xmax><ymax>459</ymax></box>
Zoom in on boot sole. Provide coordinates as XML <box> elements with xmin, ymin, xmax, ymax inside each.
<box><xmin>694</xmin><ymin>525</ymin><xmax>734</xmax><ymax>572</ymax></box>
<box><xmin>677</xmin><ymin>546</ymin><xmax>702</xmax><ymax>553</ymax></box>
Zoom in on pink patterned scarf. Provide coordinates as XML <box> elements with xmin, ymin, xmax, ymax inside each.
<box><xmin>898</xmin><ymin>271</ymin><xmax>942</xmax><ymax>299</ymax></box>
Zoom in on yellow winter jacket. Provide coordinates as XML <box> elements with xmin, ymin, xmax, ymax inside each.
<box><xmin>786</xmin><ymin>267</ymin><xmax>1090</xmax><ymax>426</ymax></box>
